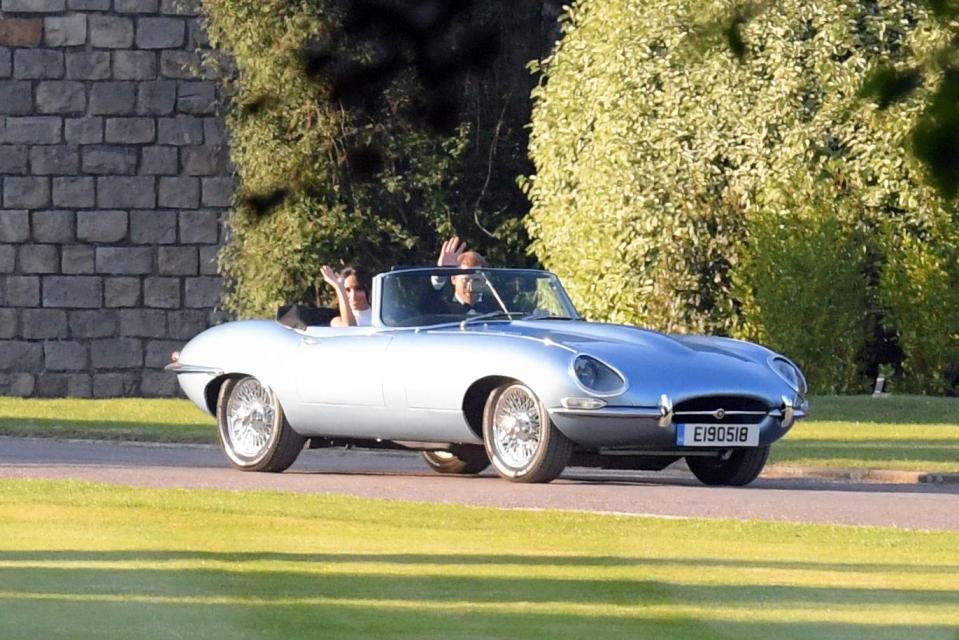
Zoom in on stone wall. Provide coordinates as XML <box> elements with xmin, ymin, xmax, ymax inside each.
<box><xmin>0</xmin><ymin>0</ymin><xmax>231</xmax><ymax>398</ymax></box>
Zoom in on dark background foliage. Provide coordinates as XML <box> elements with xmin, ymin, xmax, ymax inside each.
<box><xmin>203</xmin><ymin>0</ymin><xmax>559</xmax><ymax>316</ymax></box>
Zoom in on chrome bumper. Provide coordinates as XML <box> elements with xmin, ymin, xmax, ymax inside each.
<box><xmin>551</xmin><ymin>406</ymin><xmax>661</xmax><ymax>419</ymax></box>
<box><xmin>164</xmin><ymin>362</ymin><xmax>223</xmax><ymax>376</ymax></box>
<box><xmin>552</xmin><ymin>394</ymin><xmax>807</xmax><ymax>428</ymax></box>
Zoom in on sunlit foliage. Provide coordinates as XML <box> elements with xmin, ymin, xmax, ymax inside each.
<box><xmin>526</xmin><ymin>0</ymin><xmax>959</xmax><ymax>393</ymax></box>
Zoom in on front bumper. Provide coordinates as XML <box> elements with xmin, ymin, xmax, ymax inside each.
<box><xmin>549</xmin><ymin>402</ymin><xmax>805</xmax><ymax>449</ymax></box>
<box><xmin>165</xmin><ymin>362</ymin><xmax>222</xmax><ymax>416</ymax></box>
<box><xmin>164</xmin><ymin>362</ymin><xmax>223</xmax><ymax>376</ymax></box>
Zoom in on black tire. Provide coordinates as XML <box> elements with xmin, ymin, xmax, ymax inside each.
<box><xmin>216</xmin><ymin>376</ymin><xmax>305</xmax><ymax>472</ymax></box>
<box><xmin>686</xmin><ymin>446</ymin><xmax>770</xmax><ymax>486</ymax></box>
<box><xmin>421</xmin><ymin>447</ymin><xmax>490</xmax><ymax>475</ymax></box>
<box><xmin>482</xmin><ymin>382</ymin><xmax>571</xmax><ymax>483</ymax></box>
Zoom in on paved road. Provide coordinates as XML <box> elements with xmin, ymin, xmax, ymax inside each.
<box><xmin>1</xmin><ymin>436</ymin><xmax>957</xmax><ymax>531</ymax></box>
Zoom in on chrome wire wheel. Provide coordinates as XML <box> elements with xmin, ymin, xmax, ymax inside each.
<box><xmin>224</xmin><ymin>377</ymin><xmax>277</xmax><ymax>460</ymax></box>
<box><xmin>216</xmin><ymin>375</ymin><xmax>305</xmax><ymax>472</ymax></box>
<box><xmin>421</xmin><ymin>447</ymin><xmax>489</xmax><ymax>475</ymax></box>
<box><xmin>483</xmin><ymin>381</ymin><xmax>572</xmax><ymax>483</ymax></box>
<box><xmin>491</xmin><ymin>384</ymin><xmax>543</xmax><ymax>469</ymax></box>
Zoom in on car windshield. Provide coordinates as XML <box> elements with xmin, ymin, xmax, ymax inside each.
<box><xmin>378</xmin><ymin>269</ymin><xmax>579</xmax><ymax>328</ymax></box>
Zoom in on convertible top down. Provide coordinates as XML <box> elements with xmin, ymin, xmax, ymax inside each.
<box><xmin>168</xmin><ymin>267</ymin><xmax>808</xmax><ymax>485</ymax></box>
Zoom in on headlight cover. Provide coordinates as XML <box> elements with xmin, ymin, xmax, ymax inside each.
<box><xmin>570</xmin><ymin>355</ymin><xmax>627</xmax><ymax>396</ymax></box>
<box><xmin>769</xmin><ymin>357</ymin><xmax>808</xmax><ymax>396</ymax></box>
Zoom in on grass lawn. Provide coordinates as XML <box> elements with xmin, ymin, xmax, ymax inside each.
<box><xmin>0</xmin><ymin>397</ymin><xmax>215</xmax><ymax>443</ymax></box>
<box><xmin>0</xmin><ymin>479</ymin><xmax>956</xmax><ymax>640</ymax></box>
<box><xmin>771</xmin><ymin>395</ymin><xmax>959</xmax><ymax>472</ymax></box>
<box><xmin>0</xmin><ymin>395</ymin><xmax>956</xmax><ymax>472</ymax></box>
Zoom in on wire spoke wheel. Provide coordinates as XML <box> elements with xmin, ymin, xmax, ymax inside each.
<box><xmin>421</xmin><ymin>447</ymin><xmax>489</xmax><ymax>475</ymax></box>
<box><xmin>492</xmin><ymin>386</ymin><xmax>543</xmax><ymax>468</ymax></box>
<box><xmin>226</xmin><ymin>377</ymin><xmax>276</xmax><ymax>459</ymax></box>
<box><xmin>216</xmin><ymin>376</ymin><xmax>305</xmax><ymax>472</ymax></box>
<box><xmin>483</xmin><ymin>382</ymin><xmax>571</xmax><ymax>483</ymax></box>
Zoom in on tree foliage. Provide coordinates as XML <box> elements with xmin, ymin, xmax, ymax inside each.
<box><xmin>202</xmin><ymin>0</ymin><xmax>542</xmax><ymax>318</ymax></box>
<box><xmin>525</xmin><ymin>0</ymin><xmax>959</xmax><ymax>393</ymax></box>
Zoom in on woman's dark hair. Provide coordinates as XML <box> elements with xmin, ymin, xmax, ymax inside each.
<box><xmin>340</xmin><ymin>266</ymin><xmax>373</xmax><ymax>296</ymax></box>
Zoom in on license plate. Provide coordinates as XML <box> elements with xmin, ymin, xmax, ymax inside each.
<box><xmin>676</xmin><ymin>424</ymin><xmax>759</xmax><ymax>447</ymax></box>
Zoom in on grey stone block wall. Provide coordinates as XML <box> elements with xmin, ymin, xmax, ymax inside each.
<box><xmin>0</xmin><ymin>0</ymin><xmax>232</xmax><ymax>398</ymax></box>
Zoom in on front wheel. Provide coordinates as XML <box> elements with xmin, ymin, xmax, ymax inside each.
<box><xmin>686</xmin><ymin>446</ymin><xmax>770</xmax><ymax>486</ymax></box>
<box><xmin>421</xmin><ymin>447</ymin><xmax>490</xmax><ymax>475</ymax></box>
<box><xmin>216</xmin><ymin>376</ymin><xmax>305</xmax><ymax>472</ymax></box>
<box><xmin>483</xmin><ymin>382</ymin><xmax>571</xmax><ymax>483</ymax></box>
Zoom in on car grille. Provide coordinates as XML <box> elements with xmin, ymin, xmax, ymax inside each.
<box><xmin>672</xmin><ymin>396</ymin><xmax>770</xmax><ymax>425</ymax></box>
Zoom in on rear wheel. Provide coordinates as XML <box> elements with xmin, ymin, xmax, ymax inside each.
<box><xmin>483</xmin><ymin>382</ymin><xmax>571</xmax><ymax>483</ymax></box>
<box><xmin>216</xmin><ymin>376</ymin><xmax>305</xmax><ymax>472</ymax></box>
<box><xmin>421</xmin><ymin>447</ymin><xmax>489</xmax><ymax>475</ymax></box>
<box><xmin>686</xmin><ymin>446</ymin><xmax>770</xmax><ymax>486</ymax></box>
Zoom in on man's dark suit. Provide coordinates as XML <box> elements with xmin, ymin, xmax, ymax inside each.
<box><xmin>439</xmin><ymin>294</ymin><xmax>499</xmax><ymax>316</ymax></box>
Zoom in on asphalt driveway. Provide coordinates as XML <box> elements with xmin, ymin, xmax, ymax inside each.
<box><xmin>1</xmin><ymin>436</ymin><xmax>957</xmax><ymax>531</ymax></box>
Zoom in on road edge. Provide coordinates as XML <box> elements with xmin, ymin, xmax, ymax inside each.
<box><xmin>2</xmin><ymin>434</ymin><xmax>957</xmax><ymax>485</ymax></box>
<box><xmin>763</xmin><ymin>464</ymin><xmax>959</xmax><ymax>485</ymax></box>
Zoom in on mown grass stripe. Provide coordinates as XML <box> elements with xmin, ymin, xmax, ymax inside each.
<box><xmin>0</xmin><ymin>590</ymin><xmax>955</xmax><ymax>623</ymax></box>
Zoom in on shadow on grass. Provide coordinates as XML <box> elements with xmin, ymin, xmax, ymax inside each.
<box><xmin>3</xmin><ymin>599</ymin><xmax>949</xmax><ymax>640</ymax></box>
<box><xmin>2</xmin><ymin>550</ymin><xmax>959</xmax><ymax>575</ymax></box>
<box><xmin>0</xmin><ymin>550</ymin><xmax>955</xmax><ymax>640</ymax></box>
<box><xmin>1</xmin><ymin>570</ymin><xmax>953</xmax><ymax>607</ymax></box>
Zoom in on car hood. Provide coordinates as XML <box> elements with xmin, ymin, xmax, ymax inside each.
<box><xmin>461</xmin><ymin>320</ymin><xmax>790</xmax><ymax>405</ymax></box>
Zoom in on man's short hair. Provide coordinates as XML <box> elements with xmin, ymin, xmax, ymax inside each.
<box><xmin>457</xmin><ymin>251</ymin><xmax>487</xmax><ymax>268</ymax></box>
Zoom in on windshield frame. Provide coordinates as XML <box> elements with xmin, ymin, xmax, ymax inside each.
<box><xmin>371</xmin><ymin>267</ymin><xmax>581</xmax><ymax>328</ymax></box>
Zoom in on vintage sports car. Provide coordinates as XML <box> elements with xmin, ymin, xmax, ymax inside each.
<box><xmin>168</xmin><ymin>267</ymin><xmax>808</xmax><ymax>485</ymax></box>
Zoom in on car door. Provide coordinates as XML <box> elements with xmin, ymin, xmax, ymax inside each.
<box><xmin>291</xmin><ymin>327</ymin><xmax>394</xmax><ymax>437</ymax></box>
<box><xmin>380</xmin><ymin>330</ymin><xmax>486</xmax><ymax>443</ymax></box>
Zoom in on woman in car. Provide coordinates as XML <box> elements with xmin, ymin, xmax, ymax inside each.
<box><xmin>319</xmin><ymin>265</ymin><xmax>373</xmax><ymax>326</ymax></box>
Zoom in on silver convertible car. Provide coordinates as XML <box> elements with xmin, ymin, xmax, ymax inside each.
<box><xmin>168</xmin><ymin>267</ymin><xmax>808</xmax><ymax>485</ymax></box>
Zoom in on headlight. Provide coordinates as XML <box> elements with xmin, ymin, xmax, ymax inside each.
<box><xmin>570</xmin><ymin>355</ymin><xmax>627</xmax><ymax>395</ymax></box>
<box><xmin>573</xmin><ymin>356</ymin><xmax>598</xmax><ymax>388</ymax></box>
<box><xmin>769</xmin><ymin>357</ymin><xmax>807</xmax><ymax>395</ymax></box>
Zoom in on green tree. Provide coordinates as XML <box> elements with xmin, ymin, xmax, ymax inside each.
<box><xmin>525</xmin><ymin>0</ymin><xmax>959</xmax><ymax>393</ymax></box>
<box><xmin>203</xmin><ymin>0</ymin><xmax>546</xmax><ymax>318</ymax></box>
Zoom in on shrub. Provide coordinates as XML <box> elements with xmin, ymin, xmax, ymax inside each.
<box><xmin>880</xmin><ymin>224</ymin><xmax>959</xmax><ymax>394</ymax></box>
<box><xmin>525</xmin><ymin>0</ymin><xmax>959</xmax><ymax>392</ymax></box>
<box><xmin>734</xmin><ymin>176</ymin><xmax>871</xmax><ymax>393</ymax></box>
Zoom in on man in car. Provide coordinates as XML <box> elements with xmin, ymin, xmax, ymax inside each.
<box><xmin>433</xmin><ymin>236</ymin><xmax>500</xmax><ymax>315</ymax></box>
